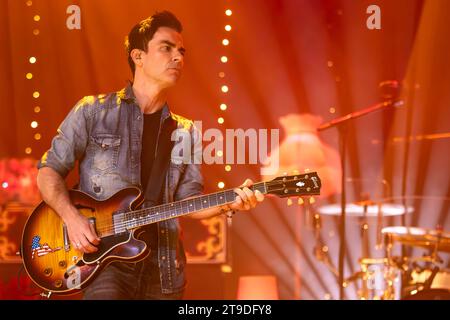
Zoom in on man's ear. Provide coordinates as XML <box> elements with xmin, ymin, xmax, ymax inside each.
<box><xmin>130</xmin><ymin>49</ymin><xmax>143</xmax><ymax>66</ymax></box>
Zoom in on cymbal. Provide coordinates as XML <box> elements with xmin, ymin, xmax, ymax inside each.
<box><xmin>317</xmin><ymin>203</ymin><xmax>414</xmax><ymax>217</ymax></box>
<box><xmin>382</xmin><ymin>226</ymin><xmax>450</xmax><ymax>253</ymax></box>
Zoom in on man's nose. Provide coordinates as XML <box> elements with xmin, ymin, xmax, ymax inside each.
<box><xmin>172</xmin><ymin>50</ymin><xmax>183</xmax><ymax>63</ymax></box>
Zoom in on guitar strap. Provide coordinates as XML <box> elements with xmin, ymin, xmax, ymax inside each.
<box><xmin>142</xmin><ymin>115</ymin><xmax>177</xmax><ymax>208</ymax></box>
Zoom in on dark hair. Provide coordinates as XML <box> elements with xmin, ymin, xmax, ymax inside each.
<box><xmin>125</xmin><ymin>11</ymin><xmax>183</xmax><ymax>75</ymax></box>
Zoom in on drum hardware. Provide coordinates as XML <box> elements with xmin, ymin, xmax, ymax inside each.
<box><xmin>382</xmin><ymin>226</ymin><xmax>450</xmax><ymax>300</ymax></box>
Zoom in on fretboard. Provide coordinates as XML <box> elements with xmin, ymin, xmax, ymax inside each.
<box><xmin>122</xmin><ymin>182</ymin><xmax>267</xmax><ymax>230</ymax></box>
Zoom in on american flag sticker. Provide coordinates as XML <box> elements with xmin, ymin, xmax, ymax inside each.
<box><xmin>31</xmin><ymin>235</ymin><xmax>62</xmax><ymax>259</ymax></box>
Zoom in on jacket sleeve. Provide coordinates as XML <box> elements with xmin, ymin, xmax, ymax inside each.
<box><xmin>37</xmin><ymin>99</ymin><xmax>89</xmax><ymax>178</ymax></box>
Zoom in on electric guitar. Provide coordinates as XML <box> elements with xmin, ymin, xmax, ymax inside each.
<box><xmin>21</xmin><ymin>172</ymin><xmax>321</xmax><ymax>295</ymax></box>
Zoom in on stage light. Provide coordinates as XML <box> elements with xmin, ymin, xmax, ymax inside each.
<box><xmin>237</xmin><ymin>276</ymin><xmax>279</xmax><ymax>300</ymax></box>
<box><xmin>217</xmin><ymin>150</ymin><xmax>223</xmax><ymax>157</ymax></box>
<box><xmin>34</xmin><ymin>133</ymin><xmax>41</xmax><ymax>140</ymax></box>
<box><xmin>221</xmin><ymin>264</ymin><xmax>232</xmax><ymax>273</ymax></box>
<box><xmin>218</xmin><ymin>182</ymin><xmax>225</xmax><ymax>189</ymax></box>
<box><xmin>225</xmin><ymin>25</ymin><xmax>232</xmax><ymax>32</ymax></box>
<box><xmin>225</xmin><ymin>9</ymin><xmax>232</xmax><ymax>16</ymax></box>
<box><xmin>221</xmin><ymin>85</ymin><xmax>229</xmax><ymax>93</ymax></box>
<box><xmin>34</xmin><ymin>106</ymin><xmax>40</xmax><ymax>113</ymax></box>
<box><xmin>33</xmin><ymin>29</ymin><xmax>39</xmax><ymax>35</ymax></box>
<box><xmin>25</xmin><ymin>147</ymin><xmax>32</xmax><ymax>154</ymax></box>
<box><xmin>2</xmin><ymin>182</ymin><xmax>8</xmax><ymax>189</ymax></box>
<box><xmin>225</xmin><ymin>165</ymin><xmax>231</xmax><ymax>172</ymax></box>
<box><xmin>222</xmin><ymin>39</ymin><xmax>229</xmax><ymax>46</ymax></box>
<box><xmin>221</xmin><ymin>56</ymin><xmax>228</xmax><ymax>63</ymax></box>
<box><xmin>33</xmin><ymin>91</ymin><xmax>40</xmax><ymax>98</ymax></box>
<box><xmin>33</xmin><ymin>15</ymin><xmax>40</xmax><ymax>22</ymax></box>
<box><xmin>29</xmin><ymin>57</ymin><xmax>37</xmax><ymax>64</ymax></box>
<box><xmin>219</xmin><ymin>72</ymin><xmax>225</xmax><ymax>78</ymax></box>
<box><xmin>220</xmin><ymin>103</ymin><xmax>227</xmax><ymax>111</ymax></box>
<box><xmin>31</xmin><ymin>121</ymin><xmax>38</xmax><ymax>128</ymax></box>
<box><xmin>26</xmin><ymin>73</ymin><xmax>33</xmax><ymax>79</ymax></box>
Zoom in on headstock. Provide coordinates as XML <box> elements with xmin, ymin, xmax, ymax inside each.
<box><xmin>266</xmin><ymin>172</ymin><xmax>321</xmax><ymax>198</ymax></box>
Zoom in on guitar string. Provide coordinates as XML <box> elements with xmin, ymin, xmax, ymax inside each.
<box><xmin>92</xmin><ymin>177</ymin><xmax>316</xmax><ymax>234</ymax></box>
<box><xmin>91</xmin><ymin>177</ymin><xmax>318</xmax><ymax>235</ymax></box>
<box><xmin>92</xmin><ymin>178</ymin><xmax>319</xmax><ymax>235</ymax></box>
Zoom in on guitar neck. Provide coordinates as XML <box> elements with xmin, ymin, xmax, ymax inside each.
<box><xmin>122</xmin><ymin>182</ymin><xmax>267</xmax><ymax>229</ymax></box>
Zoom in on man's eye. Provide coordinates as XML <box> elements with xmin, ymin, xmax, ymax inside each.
<box><xmin>162</xmin><ymin>46</ymin><xmax>171</xmax><ymax>51</ymax></box>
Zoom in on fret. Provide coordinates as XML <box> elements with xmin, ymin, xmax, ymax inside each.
<box><xmin>209</xmin><ymin>194</ymin><xmax>218</xmax><ymax>207</ymax></box>
<box><xmin>187</xmin><ymin>199</ymin><xmax>195</xmax><ymax>212</ymax></box>
<box><xmin>217</xmin><ymin>191</ymin><xmax>226</xmax><ymax>205</ymax></box>
<box><xmin>201</xmin><ymin>196</ymin><xmax>209</xmax><ymax>210</ymax></box>
<box><xmin>175</xmin><ymin>201</ymin><xmax>182</xmax><ymax>215</ymax></box>
<box><xmin>194</xmin><ymin>197</ymin><xmax>202</xmax><ymax>211</ymax></box>
<box><xmin>181</xmin><ymin>200</ymin><xmax>188</xmax><ymax>214</ymax></box>
<box><xmin>225</xmin><ymin>189</ymin><xmax>236</xmax><ymax>202</ymax></box>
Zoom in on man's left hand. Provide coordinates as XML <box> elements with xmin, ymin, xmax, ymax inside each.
<box><xmin>228</xmin><ymin>179</ymin><xmax>265</xmax><ymax>211</ymax></box>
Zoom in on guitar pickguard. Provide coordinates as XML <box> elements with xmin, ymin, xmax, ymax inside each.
<box><xmin>83</xmin><ymin>232</ymin><xmax>132</xmax><ymax>263</ymax></box>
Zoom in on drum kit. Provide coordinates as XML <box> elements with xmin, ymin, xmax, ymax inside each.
<box><xmin>315</xmin><ymin>200</ymin><xmax>450</xmax><ymax>300</ymax></box>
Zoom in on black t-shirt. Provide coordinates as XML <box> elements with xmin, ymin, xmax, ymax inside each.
<box><xmin>140</xmin><ymin>109</ymin><xmax>163</xmax><ymax>251</ymax></box>
<box><xmin>141</xmin><ymin>109</ymin><xmax>163</xmax><ymax>193</ymax></box>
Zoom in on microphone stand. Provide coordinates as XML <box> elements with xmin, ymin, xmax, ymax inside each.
<box><xmin>318</xmin><ymin>99</ymin><xmax>403</xmax><ymax>300</ymax></box>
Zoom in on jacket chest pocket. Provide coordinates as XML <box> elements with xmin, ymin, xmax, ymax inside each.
<box><xmin>89</xmin><ymin>134</ymin><xmax>121</xmax><ymax>172</ymax></box>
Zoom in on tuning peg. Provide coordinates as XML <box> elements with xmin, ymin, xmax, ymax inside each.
<box><xmin>298</xmin><ymin>197</ymin><xmax>304</xmax><ymax>205</ymax></box>
<box><xmin>283</xmin><ymin>172</ymin><xmax>288</xmax><ymax>176</ymax></box>
<box><xmin>309</xmin><ymin>197</ymin><xmax>316</xmax><ymax>204</ymax></box>
<box><xmin>304</xmin><ymin>168</ymin><xmax>310</xmax><ymax>173</ymax></box>
<box><xmin>287</xmin><ymin>198</ymin><xmax>293</xmax><ymax>206</ymax></box>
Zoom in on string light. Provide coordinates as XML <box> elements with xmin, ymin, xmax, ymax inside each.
<box><xmin>33</xmin><ymin>91</ymin><xmax>40</xmax><ymax>98</ymax></box>
<box><xmin>329</xmin><ymin>107</ymin><xmax>336</xmax><ymax>114</ymax></box>
<box><xmin>218</xmin><ymin>7</ymin><xmax>233</xmax><ymax>186</ymax></box>
<box><xmin>25</xmin><ymin>147</ymin><xmax>32</xmax><ymax>154</ymax></box>
<box><xmin>26</xmin><ymin>0</ymin><xmax>33</xmax><ymax>6</ymax></box>
<box><xmin>31</xmin><ymin>121</ymin><xmax>38</xmax><ymax>128</ymax></box>
<box><xmin>33</xmin><ymin>15</ymin><xmax>40</xmax><ymax>22</ymax></box>
<box><xmin>34</xmin><ymin>106</ymin><xmax>40</xmax><ymax>113</ymax></box>
<box><xmin>33</xmin><ymin>29</ymin><xmax>39</xmax><ymax>35</ymax></box>
<box><xmin>29</xmin><ymin>57</ymin><xmax>37</xmax><ymax>64</ymax></box>
<box><xmin>2</xmin><ymin>182</ymin><xmax>8</xmax><ymax>189</ymax></box>
<box><xmin>34</xmin><ymin>133</ymin><xmax>41</xmax><ymax>140</ymax></box>
<box><xmin>26</xmin><ymin>73</ymin><xmax>33</xmax><ymax>79</ymax></box>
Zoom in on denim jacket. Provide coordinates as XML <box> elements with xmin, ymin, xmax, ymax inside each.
<box><xmin>37</xmin><ymin>84</ymin><xmax>204</xmax><ymax>293</ymax></box>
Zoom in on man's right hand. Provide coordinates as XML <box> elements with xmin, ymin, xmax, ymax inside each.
<box><xmin>63</xmin><ymin>206</ymin><xmax>101</xmax><ymax>253</ymax></box>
